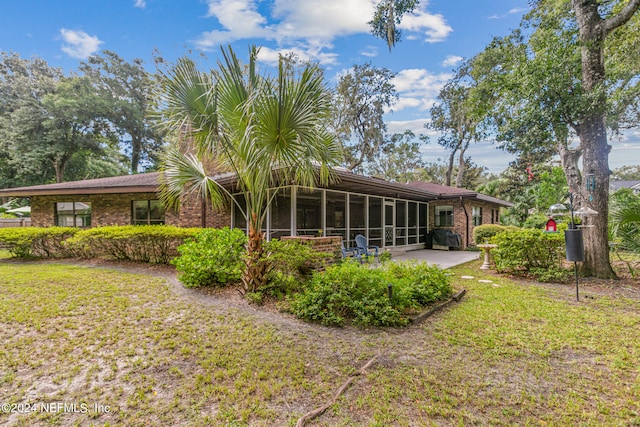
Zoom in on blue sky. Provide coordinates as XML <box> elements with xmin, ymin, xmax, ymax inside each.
<box><xmin>1</xmin><ymin>0</ymin><xmax>638</xmax><ymax>175</ymax></box>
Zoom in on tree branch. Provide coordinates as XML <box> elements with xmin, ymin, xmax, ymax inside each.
<box><xmin>605</xmin><ymin>0</ymin><xmax>640</xmax><ymax>34</ymax></box>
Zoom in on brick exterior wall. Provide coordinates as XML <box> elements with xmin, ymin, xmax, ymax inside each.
<box><xmin>429</xmin><ymin>199</ymin><xmax>502</xmax><ymax>249</ymax></box>
<box><xmin>30</xmin><ymin>193</ymin><xmax>231</xmax><ymax>229</ymax></box>
<box><xmin>281</xmin><ymin>236</ymin><xmax>342</xmax><ymax>258</ymax></box>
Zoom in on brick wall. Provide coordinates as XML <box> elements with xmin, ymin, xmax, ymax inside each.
<box><xmin>281</xmin><ymin>236</ymin><xmax>342</xmax><ymax>258</ymax></box>
<box><xmin>30</xmin><ymin>193</ymin><xmax>231</xmax><ymax>228</ymax></box>
<box><xmin>429</xmin><ymin>199</ymin><xmax>503</xmax><ymax>249</ymax></box>
<box><xmin>165</xmin><ymin>194</ymin><xmax>231</xmax><ymax>228</ymax></box>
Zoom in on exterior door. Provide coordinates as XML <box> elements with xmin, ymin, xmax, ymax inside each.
<box><xmin>384</xmin><ymin>201</ymin><xmax>394</xmax><ymax>247</ymax></box>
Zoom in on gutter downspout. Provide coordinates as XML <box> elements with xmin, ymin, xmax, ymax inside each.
<box><xmin>460</xmin><ymin>196</ymin><xmax>469</xmax><ymax>249</ymax></box>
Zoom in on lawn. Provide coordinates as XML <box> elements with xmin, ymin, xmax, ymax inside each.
<box><xmin>0</xmin><ymin>259</ymin><xmax>638</xmax><ymax>426</ymax></box>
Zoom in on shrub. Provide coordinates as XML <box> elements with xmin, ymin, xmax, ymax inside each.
<box><xmin>384</xmin><ymin>261</ymin><xmax>452</xmax><ymax>306</ymax></box>
<box><xmin>530</xmin><ymin>266</ymin><xmax>573</xmax><ymax>283</ymax></box>
<box><xmin>491</xmin><ymin>228</ymin><xmax>565</xmax><ymax>275</ymax></box>
<box><xmin>259</xmin><ymin>239</ymin><xmax>334</xmax><ymax>299</ymax></box>
<box><xmin>473</xmin><ymin>224</ymin><xmax>518</xmax><ymax>244</ymax></box>
<box><xmin>523</xmin><ymin>213</ymin><xmax>551</xmax><ymax>229</ymax></box>
<box><xmin>172</xmin><ymin>227</ymin><xmax>247</xmax><ymax>288</ymax></box>
<box><xmin>290</xmin><ymin>260</ymin><xmax>452</xmax><ymax>327</ymax></box>
<box><xmin>0</xmin><ymin>227</ymin><xmax>78</xmax><ymax>258</ymax></box>
<box><xmin>65</xmin><ymin>225</ymin><xmax>198</xmax><ymax>264</ymax></box>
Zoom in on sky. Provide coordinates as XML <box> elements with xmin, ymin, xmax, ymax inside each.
<box><xmin>1</xmin><ymin>0</ymin><xmax>638</xmax><ymax>175</ymax></box>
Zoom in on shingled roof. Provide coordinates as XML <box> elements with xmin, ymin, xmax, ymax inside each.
<box><xmin>0</xmin><ymin>172</ymin><xmax>162</xmax><ymax>196</ymax></box>
<box><xmin>0</xmin><ymin>170</ymin><xmax>512</xmax><ymax>207</ymax></box>
<box><xmin>406</xmin><ymin>181</ymin><xmax>513</xmax><ymax>207</ymax></box>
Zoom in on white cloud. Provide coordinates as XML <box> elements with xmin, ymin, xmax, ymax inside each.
<box><xmin>59</xmin><ymin>29</ymin><xmax>103</xmax><ymax>59</ymax></box>
<box><xmin>360</xmin><ymin>46</ymin><xmax>378</xmax><ymax>58</ymax></box>
<box><xmin>488</xmin><ymin>7</ymin><xmax>528</xmax><ymax>20</ymax></box>
<box><xmin>195</xmin><ymin>0</ymin><xmax>453</xmax><ymax>63</ymax></box>
<box><xmin>398</xmin><ymin>8</ymin><xmax>452</xmax><ymax>43</ymax></box>
<box><xmin>134</xmin><ymin>0</ymin><xmax>146</xmax><ymax>9</ymax></box>
<box><xmin>392</xmin><ymin>68</ymin><xmax>452</xmax><ymax>112</ymax></box>
<box><xmin>441</xmin><ymin>55</ymin><xmax>463</xmax><ymax>68</ymax></box>
<box><xmin>387</xmin><ymin>119</ymin><xmax>431</xmax><ymax>136</ymax></box>
<box><xmin>508</xmin><ymin>7</ymin><xmax>527</xmax><ymax>15</ymax></box>
<box><xmin>256</xmin><ymin>45</ymin><xmax>340</xmax><ymax>66</ymax></box>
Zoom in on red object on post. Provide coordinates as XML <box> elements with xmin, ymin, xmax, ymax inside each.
<box><xmin>545</xmin><ymin>218</ymin><xmax>557</xmax><ymax>232</ymax></box>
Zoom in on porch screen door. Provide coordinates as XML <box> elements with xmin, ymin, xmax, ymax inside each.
<box><xmin>384</xmin><ymin>201</ymin><xmax>394</xmax><ymax>247</ymax></box>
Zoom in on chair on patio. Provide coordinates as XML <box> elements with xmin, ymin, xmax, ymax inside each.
<box><xmin>341</xmin><ymin>242</ymin><xmax>362</xmax><ymax>263</ymax></box>
<box><xmin>355</xmin><ymin>234</ymin><xmax>379</xmax><ymax>262</ymax></box>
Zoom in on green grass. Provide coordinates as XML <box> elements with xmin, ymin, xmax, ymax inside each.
<box><xmin>1</xmin><ymin>259</ymin><xmax>639</xmax><ymax>426</ymax></box>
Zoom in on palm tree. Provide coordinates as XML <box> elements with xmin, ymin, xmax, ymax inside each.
<box><xmin>612</xmin><ymin>204</ymin><xmax>640</xmax><ymax>254</ymax></box>
<box><xmin>158</xmin><ymin>46</ymin><xmax>341</xmax><ymax>292</ymax></box>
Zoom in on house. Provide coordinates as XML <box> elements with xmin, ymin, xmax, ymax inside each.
<box><xmin>0</xmin><ymin>169</ymin><xmax>512</xmax><ymax>251</ymax></box>
<box><xmin>610</xmin><ymin>180</ymin><xmax>640</xmax><ymax>194</ymax></box>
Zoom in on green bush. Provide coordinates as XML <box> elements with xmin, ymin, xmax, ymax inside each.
<box><xmin>473</xmin><ymin>224</ymin><xmax>519</xmax><ymax>244</ymax></box>
<box><xmin>491</xmin><ymin>228</ymin><xmax>565</xmax><ymax>275</ymax></box>
<box><xmin>65</xmin><ymin>225</ymin><xmax>198</xmax><ymax>264</ymax></box>
<box><xmin>172</xmin><ymin>227</ymin><xmax>247</xmax><ymax>288</ymax></box>
<box><xmin>385</xmin><ymin>261</ymin><xmax>452</xmax><ymax>306</ymax></box>
<box><xmin>0</xmin><ymin>227</ymin><xmax>78</xmax><ymax>258</ymax></box>
<box><xmin>290</xmin><ymin>260</ymin><xmax>452</xmax><ymax>327</ymax></box>
<box><xmin>523</xmin><ymin>213</ymin><xmax>550</xmax><ymax>229</ymax></box>
<box><xmin>530</xmin><ymin>266</ymin><xmax>573</xmax><ymax>283</ymax></box>
<box><xmin>259</xmin><ymin>239</ymin><xmax>334</xmax><ymax>299</ymax></box>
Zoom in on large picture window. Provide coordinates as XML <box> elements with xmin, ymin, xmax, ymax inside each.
<box><xmin>133</xmin><ymin>200</ymin><xmax>165</xmax><ymax>225</ymax></box>
<box><xmin>435</xmin><ymin>205</ymin><xmax>454</xmax><ymax>227</ymax></box>
<box><xmin>55</xmin><ymin>202</ymin><xmax>91</xmax><ymax>227</ymax></box>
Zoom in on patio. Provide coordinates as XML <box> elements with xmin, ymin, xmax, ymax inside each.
<box><xmin>393</xmin><ymin>249</ymin><xmax>480</xmax><ymax>269</ymax></box>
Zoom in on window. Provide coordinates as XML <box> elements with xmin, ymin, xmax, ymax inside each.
<box><xmin>491</xmin><ymin>208</ymin><xmax>499</xmax><ymax>224</ymax></box>
<box><xmin>55</xmin><ymin>202</ymin><xmax>91</xmax><ymax>227</ymax></box>
<box><xmin>472</xmin><ymin>206</ymin><xmax>483</xmax><ymax>226</ymax></box>
<box><xmin>133</xmin><ymin>200</ymin><xmax>165</xmax><ymax>225</ymax></box>
<box><xmin>435</xmin><ymin>205</ymin><xmax>453</xmax><ymax>227</ymax></box>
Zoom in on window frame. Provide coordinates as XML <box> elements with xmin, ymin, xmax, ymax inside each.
<box><xmin>55</xmin><ymin>201</ymin><xmax>92</xmax><ymax>227</ymax></box>
<box><xmin>472</xmin><ymin>206</ymin><xmax>483</xmax><ymax>226</ymax></box>
<box><xmin>132</xmin><ymin>200</ymin><xmax>165</xmax><ymax>225</ymax></box>
<box><xmin>435</xmin><ymin>205</ymin><xmax>454</xmax><ymax>227</ymax></box>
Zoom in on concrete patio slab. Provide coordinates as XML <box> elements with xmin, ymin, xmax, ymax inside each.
<box><xmin>393</xmin><ymin>249</ymin><xmax>480</xmax><ymax>269</ymax></box>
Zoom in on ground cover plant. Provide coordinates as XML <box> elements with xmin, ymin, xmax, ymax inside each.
<box><xmin>0</xmin><ymin>258</ymin><xmax>638</xmax><ymax>426</ymax></box>
<box><xmin>290</xmin><ymin>260</ymin><xmax>452</xmax><ymax>326</ymax></box>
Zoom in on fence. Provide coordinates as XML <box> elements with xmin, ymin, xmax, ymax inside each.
<box><xmin>0</xmin><ymin>218</ymin><xmax>32</xmax><ymax>228</ymax></box>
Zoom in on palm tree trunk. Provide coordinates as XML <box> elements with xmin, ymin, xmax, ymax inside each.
<box><xmin>243</xmin><ymin>212</ymin><xmax>268</xmax><ymax>292</ymax></box>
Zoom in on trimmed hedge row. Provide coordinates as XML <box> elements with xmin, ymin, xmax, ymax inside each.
<box><xmin>0</xmin><ymin>227</ymin><xmax>78</xmax><ymax>258</ymax></box>
<box><xmin>66</xmin><ymin>226</ymin><xmax>199</xmax><ymax>264</ymax></box>
<box><xmin>0</xmin><ymin>225</ymin><xmax>199</xmax><ymax>264</ymax></box>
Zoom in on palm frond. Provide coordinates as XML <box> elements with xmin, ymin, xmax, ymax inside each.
<box><xmin>159</xmin><ymin>146</ymin><xmax>227</xmax><ymax>212</ymax></box>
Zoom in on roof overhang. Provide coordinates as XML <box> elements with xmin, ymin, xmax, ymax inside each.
<box><xmin>0</xmin><ymin>186</ymin><xmax>158</xmax><ymax>197</ymax></box>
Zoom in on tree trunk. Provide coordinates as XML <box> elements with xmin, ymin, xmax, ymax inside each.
<box><xmin>572</xmin><ymin>0</ymin><xmax>640</xmax><ymax>278</ymax></box>
<box><xmin>131</xmin><ymin>135</ymin><xmax>141</xmax><ymax>173</ymax></box>
<box><xmin>455</xmin><ymin>139</ymin><xmax>470</xmax><ymax>188</ymax></box>
<box><xmin>445</xmin><ymin>147</ymin><xmax>457</xmax><ymax>187</ymax></box>
<box><xmin>557</xmin><ymin>142</ymin><xmax>582</xmax><ymax>194</ymax></box>
<box><xmin>242</xmin><ymin>212</ymin><xmax>268</xmax><ymax>293</ymax></box>
<box><xmin>579</xmin><ymin>118</ymin><xmax>615</xmax><ymax>278</ymax></box>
